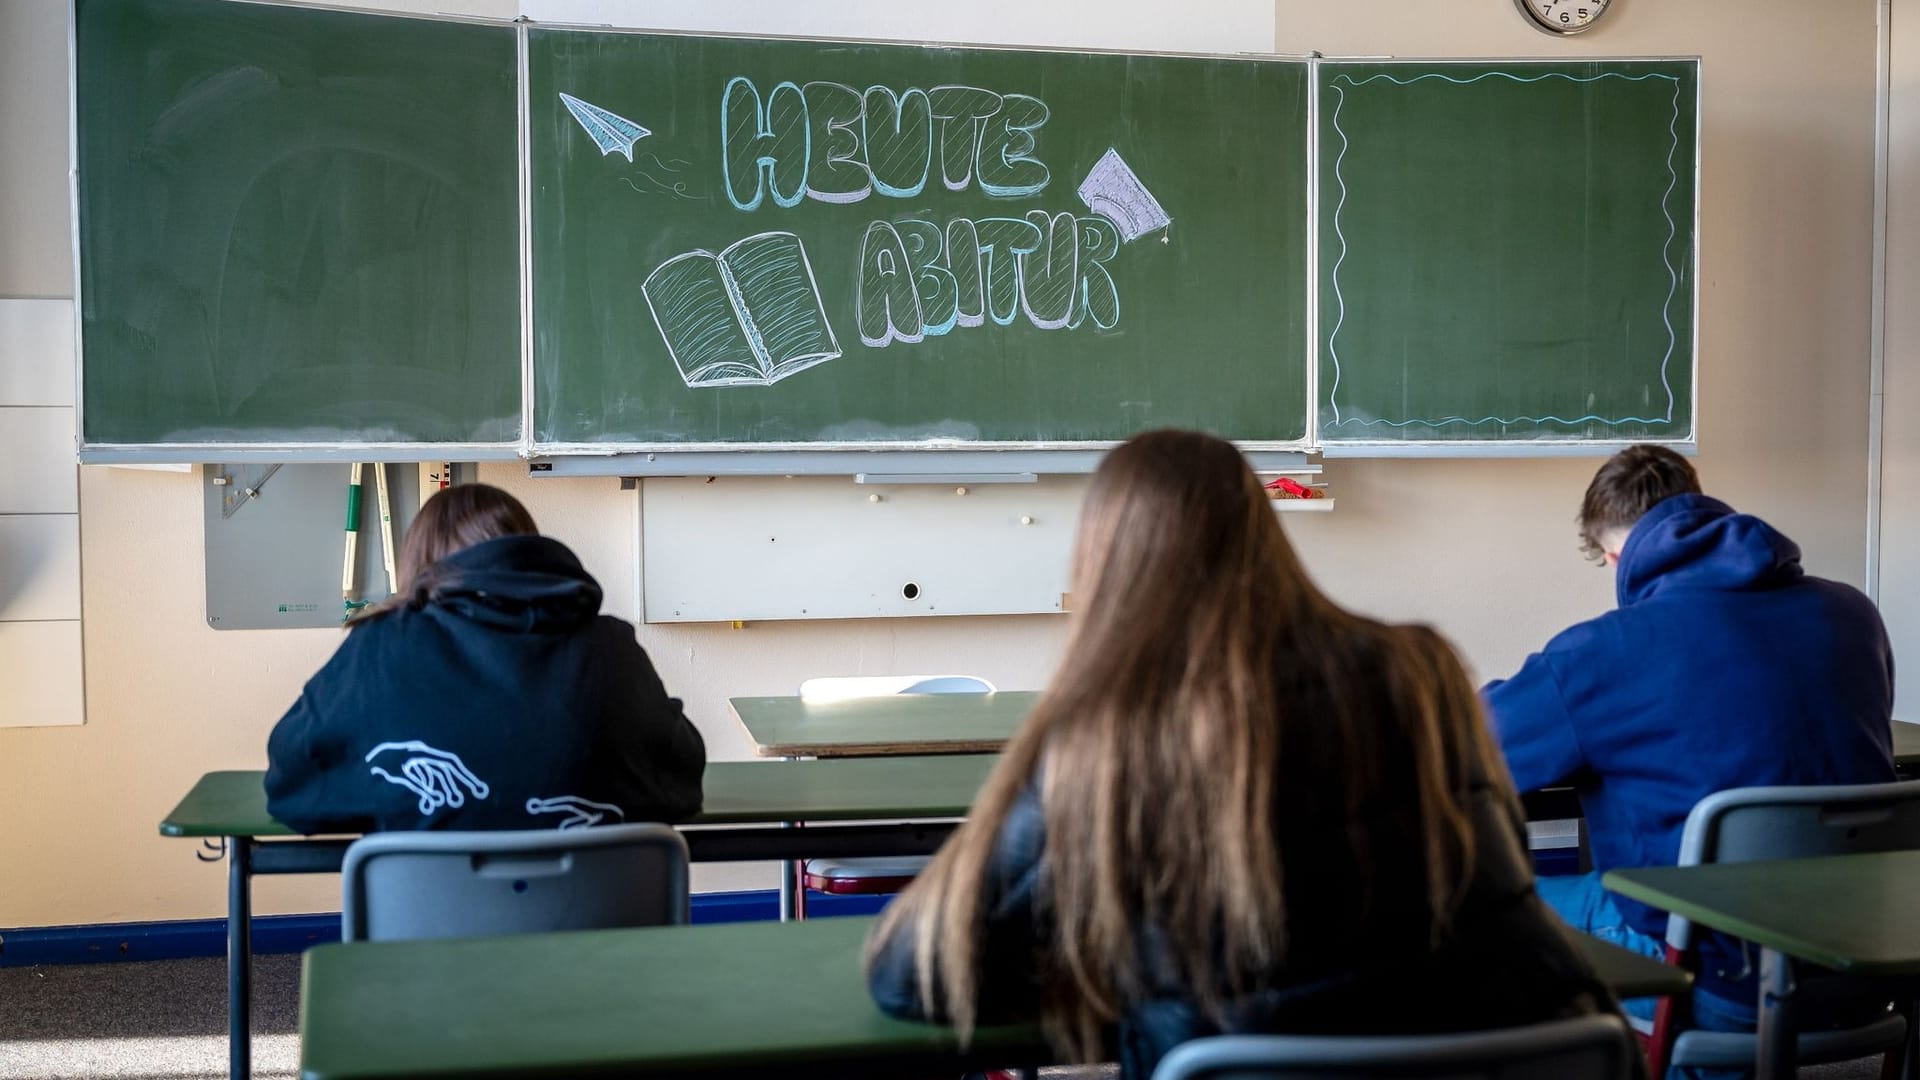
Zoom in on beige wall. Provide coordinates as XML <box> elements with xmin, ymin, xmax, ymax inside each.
<box><xmin>1881</xmin><ymin>0</ymin><xmax>1920</xmax><ymax>721</ymax></box>
<box><xmin>0</xmin><ymin>0</ymin><xmax>1883</xmax><ymax>928</ymax></box>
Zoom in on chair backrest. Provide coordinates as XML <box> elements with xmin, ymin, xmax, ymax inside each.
<box><xmin>341</xmin><ymin>823</ymin><xmax>689</xmax><ymax>943</ymax></box>
<box><xmin>798</xmin><ymin>674</ymin><xmax>996</xmax><ymax>702</ymax></box>
<box><xmin>1667</xmin><ymin>779</ymin><xmax>1920</xmax><ymax>948</ymax></box>
<box><xmin>1150</xmin><ymin>1015</ymin><xmax>1638</xmax><ymax>1080</ymax></box>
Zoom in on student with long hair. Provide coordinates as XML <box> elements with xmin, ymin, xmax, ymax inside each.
<box><xmin>865</xmin><ymin>430</ymin><xmax>1629</xmax><ymax>1079</ymax></box>
<box><xmin>265</xmin><ymin>483</ymin><xmax>705</xmax><ymax>833</ymax></box>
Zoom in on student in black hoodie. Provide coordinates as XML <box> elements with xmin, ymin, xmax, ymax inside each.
<box><xmin>265</xmin><ymin>483</ymin><xmax>705</xmax><ymax>833</ymax></box>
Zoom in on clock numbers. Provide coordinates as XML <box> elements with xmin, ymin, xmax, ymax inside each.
<box><xmin>1520</xmin><ymin>0</ymin><xmax>1609</xmax><ymax>35</ymax></box>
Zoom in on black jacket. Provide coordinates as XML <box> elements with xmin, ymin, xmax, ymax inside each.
<box><xmin>867</xmin><ymin>780</ymin><xmax>1632</xmax><ymax>1080</ymax></box>
<box><xmin>264</xmin><ymin>535</ymin><xmax>705</xmax><ymax>833</ymax></box>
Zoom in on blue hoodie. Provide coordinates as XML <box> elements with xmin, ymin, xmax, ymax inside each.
<box><xmin>1485</xmin><ymin>494</ymin><xmax>1894</xmax><ymax>1000</ymax></box>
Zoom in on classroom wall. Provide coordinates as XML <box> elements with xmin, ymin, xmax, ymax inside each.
<box><xmin>1879</xmin><ymin>0</ymin><xmax>1920</xmax><ymax>722</ymax></box>
<box><xmin>1275</xmin><ymin>3</ymin><xmax>1880</xmax><ymax>653</ymax></box>
<box><xmin>0</xmin><ymin>0</ymin><xmax>1882</xmax><ymax>929</ymax></box>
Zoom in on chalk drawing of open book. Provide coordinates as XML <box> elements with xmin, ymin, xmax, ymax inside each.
<box><xmin>643</xmin><ymin>231</ymin><xmax>844</xmax><ymax>388</ymax></box>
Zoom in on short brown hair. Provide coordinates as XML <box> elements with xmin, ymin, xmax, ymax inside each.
<box><xmin>1578</xmin><ymin>445</ymin><xmax>1701</xmax><ymax>561</ymax></box>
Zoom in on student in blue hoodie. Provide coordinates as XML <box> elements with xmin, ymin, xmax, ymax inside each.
<box><xmin>1485</xmin><ymin>445</ymin><xmax>1894</xmax><ymax>1042</ymax></box>
<box><xmin>265</xmin><ymin>483</ymin><xmax>705</xmax><ymax>833</ymax></box>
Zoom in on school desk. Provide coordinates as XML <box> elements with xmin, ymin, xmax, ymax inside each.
<box><xmin>1898</xmin><ymin>720</ymin><xmax>1920</xmax><ymax>764</ymax></box>
<box><xmin>168</xmin><ymin>728</ymin><xmax>1920</xmax><ymax>1080</ymax></box>
<box><xmin>729</xmin><ymin>690</ymin><xmax>1039</xmax><ymax>757</ymax></box>
<box><xmin>1606</xmin><ymin>851</ymin><xmax>1920</xmax><ymax>1080</ymax></box>
<box><xmin>724</xmin><ymin>691</ymin><xmax>1611</xmax><ymax>913</ymax></box>
<box><xmin>730</xmin><ymin>700</ymin><xmax>1920</xmax><ymax>765</ymax></box>
<box><xmin>725</xmin><ymin>689</ymin><xmax>1605</xmax><ymax>907</ymax></box>
<box><xmin>298</xmin><ymin>913</ymin><xmax>1693</xmax><ymax>1080</ymax></box>
<box><xmin>161</xmin><ymin>758</ymin><xmax>994</xmax><ymax>1080</ymax></box>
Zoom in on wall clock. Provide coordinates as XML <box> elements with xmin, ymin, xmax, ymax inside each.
<box><xmin>1515</xmin><ymin>0</ymin><xmax>1612</xmax><ymax>35</ymax></box>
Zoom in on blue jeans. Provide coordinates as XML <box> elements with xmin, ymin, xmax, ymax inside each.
<box><xmin>1536</xmin><ymin>872</ymin><xmax>1757</xmax><ymax>1080</ymax></box>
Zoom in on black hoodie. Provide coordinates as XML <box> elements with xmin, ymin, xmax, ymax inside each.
<box><xmin>264</xmin><ymin>535</ymin><xmax>706</xmax><ymax>834</ymax></box>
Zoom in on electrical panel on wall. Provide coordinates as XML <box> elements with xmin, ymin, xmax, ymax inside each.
<box><xmin>639</xmin><ymin>477</ymin><xmax>1081</xmax><ymax>623</ymax></box>
<box><xmin>203</xmin><ymin>463</ymin><xmax>470</xmax><ymax>630</ymax></box>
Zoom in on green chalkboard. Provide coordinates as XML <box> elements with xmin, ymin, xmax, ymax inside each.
<box><xmin>75</xmin><ymin>0</ymin><xmax>521</xmax><ymax>448</ymax></box>
<box><xmin>529</xmin><ymin>31</ymin><xmax>1310</xmax><ymax>448</ymax></box>
<box><xmin>1318</xmin><ymin>61</ymin><xmax>1698</xmax><ymax>444</ymax></box>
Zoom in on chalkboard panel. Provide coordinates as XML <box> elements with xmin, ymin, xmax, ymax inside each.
<box><xmin>75</xmin><ymin>0</ymin><xmax>522</xmax><ymax>450</ymax></box>
<box><xmin>73</xmin><ymin>2</ymin><xmax>1697</xmax><ymax>461</ymax></box>
<box><xmin>1317</xmin><ymin>60</ymin><xmax>1698</xmax><ymax>445</ymax></box>
<box><xmin>529</xmin><ymin>30</ymin><xmax>1310</xmax><ymax>449</ymax></box>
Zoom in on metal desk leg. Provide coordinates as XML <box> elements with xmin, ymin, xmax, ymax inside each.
<box><xmin>776</xmin><ymin>753</ymin><xmax>802</xmax><ymax>923</ymax></box>
<box><xmin>228</xmin><ymin>838</ymin><xmax>252</xmax><ymax>1080</ymax></box>
<box><xmin>1756</xmin><ymin>947</ymin><xmax>1797</xmax><ymax>1080</ymax></box>
<box><xmin>779</xmin><ymin>822</ymin><xmax>812</xmax><ymax>921</ymax></box>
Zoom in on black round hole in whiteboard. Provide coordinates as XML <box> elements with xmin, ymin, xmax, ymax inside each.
<box><xmin>902</xmin><ymin>582</ymin><xmax>921</xmax><ymax>600</ymax></box>
<box><xmin>513</xmin><ymin>880</ymin><xmax>529</xmax><ymax>894</ymax></box>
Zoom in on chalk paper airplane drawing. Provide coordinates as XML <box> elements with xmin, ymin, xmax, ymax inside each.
<box><xmin>1077</xmin><ymin>148</ymin><xmax>1172</xmax><ymax>243</ymax></box>
<box><xmin>643</xmin><ymin>231</ymin><xmax>843</xmax><ymax>388</ymax></box>
<box><xmin>559</xmin><ymin>92</ymin><xmax>652</xmax><ymax>161</ymax></box>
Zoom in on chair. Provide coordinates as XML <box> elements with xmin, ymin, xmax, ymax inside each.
<box><xmin>1150</xmin><ymin>1015</ymin><xmax>1639</xmax><ymax>1080</ymax></box>
<box><xmin>793</xmin><ymin>674</ymin><xmax>996</xmax><ymax>914</ymax></box>
<box><xmin>1646</xmin><ymin>780</ymin><xmax>1920</xmax><ymax>1075</ymax></box>
<box><xmin>341</xmin><ymin>823</ymin><xmax>689</xmax><ymax>942</ymax></box>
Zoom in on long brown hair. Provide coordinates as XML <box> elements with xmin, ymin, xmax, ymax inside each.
<box><xmin>866</xmin><ymin>429</ymin><xmax>1515</xmax><ymax>1059</ymax></box>
<box><xmin>352</xmin><ymin>483</ymin><xmax>538</xmax><ymax>623</ymax></box>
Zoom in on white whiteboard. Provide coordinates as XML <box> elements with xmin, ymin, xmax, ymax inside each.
<box><xmin>640</xmin><ymin>477</ymin><xmax>1082</xmax><ymax>622</ymax></box>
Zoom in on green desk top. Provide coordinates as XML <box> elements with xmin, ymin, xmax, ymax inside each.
<box><xmin>1896</xmin><ymin>721</ymin><xmax>1920</xmax><ymax>765</ymax></box>
<box><xmin>165</xmin><ymin>722</ymin><xmax>1920</xmax><ymax>838</ymax></box>
<box><xmin>729</xmin><ymin>691</ymin><xmax>1038</xmax><ymax>757</ymax></box>
<box><xmin>300</xmin><ymin>916</ymin><xmax>1046</xmax><ymax>1079</ymax></box>
<box><xmin>1606</xmin><ymin>851</ymin><xmax>1920</xmax><ymax>977</ymax></box>
<box><xmin>299</xmin><ymin>915</ymin><xmax>1685</xmax><ymax>1079</ymax></box>
<box><xmin>159</xmin><ymin>771</ymin><xmax>298</xmax><ymax>839</ymax></box>
<box><xmin>161</xmin><ymin>757</ymin><xmax>1000</xmax><ymax>839</ymax></box>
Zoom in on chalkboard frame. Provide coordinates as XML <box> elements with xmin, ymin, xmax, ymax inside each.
<box><xmin>67</xmin><ymin>0</ymin><xmax>1701</xmax><ymax>466</ymax></box>
<box><xmin>1311</xmin><ymin>55</ymin><xmax>1701</xmax><ymax>457</ymax></box>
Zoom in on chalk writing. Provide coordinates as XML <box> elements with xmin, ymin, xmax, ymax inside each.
<box><xmin>857</xmin><ymin>211</ymin><xmax>1119</xmax><ymax>346</ymax></box>
<box><xmin>722</xmin><ymin>78</ymin><xmax>1052</xmax><ymax>210</ymax></box>
<box><xmin>722</xmin><ymin>77</ymin><xmax>810</xmax><ymax>212</ymax></box>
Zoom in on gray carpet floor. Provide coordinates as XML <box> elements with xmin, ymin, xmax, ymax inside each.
<box><xmin>0</xmin><ymin>957</ymin><xmax>299</xmax><ymax>1079</ymax></box>
<box><xmin>0</xmin><ymin>955</ymin><xmax>1886</xmax><ymax>1079</ymax></box>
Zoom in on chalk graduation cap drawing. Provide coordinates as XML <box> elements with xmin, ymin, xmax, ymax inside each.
<box><xmin>1077</xmin><ymin>149</ymin><xmax>1172</xmax><ymax>242</ymax></box>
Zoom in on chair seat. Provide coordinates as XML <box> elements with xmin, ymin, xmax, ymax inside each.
<box><xmin>1670</xmin><ymin>1013</ymin><xmax>1907</xmax><ymax>1068</ymax></box>
<box><xmin>802</xmin><ymin>856</ymin><xmax>930</xmax><ymax>894</ymax></box>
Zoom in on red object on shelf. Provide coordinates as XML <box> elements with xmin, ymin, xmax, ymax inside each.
<box><xmin>1264</xmin><ymin>476</ymin><xmax>1324</xmax><ymax>499</ymax></box>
